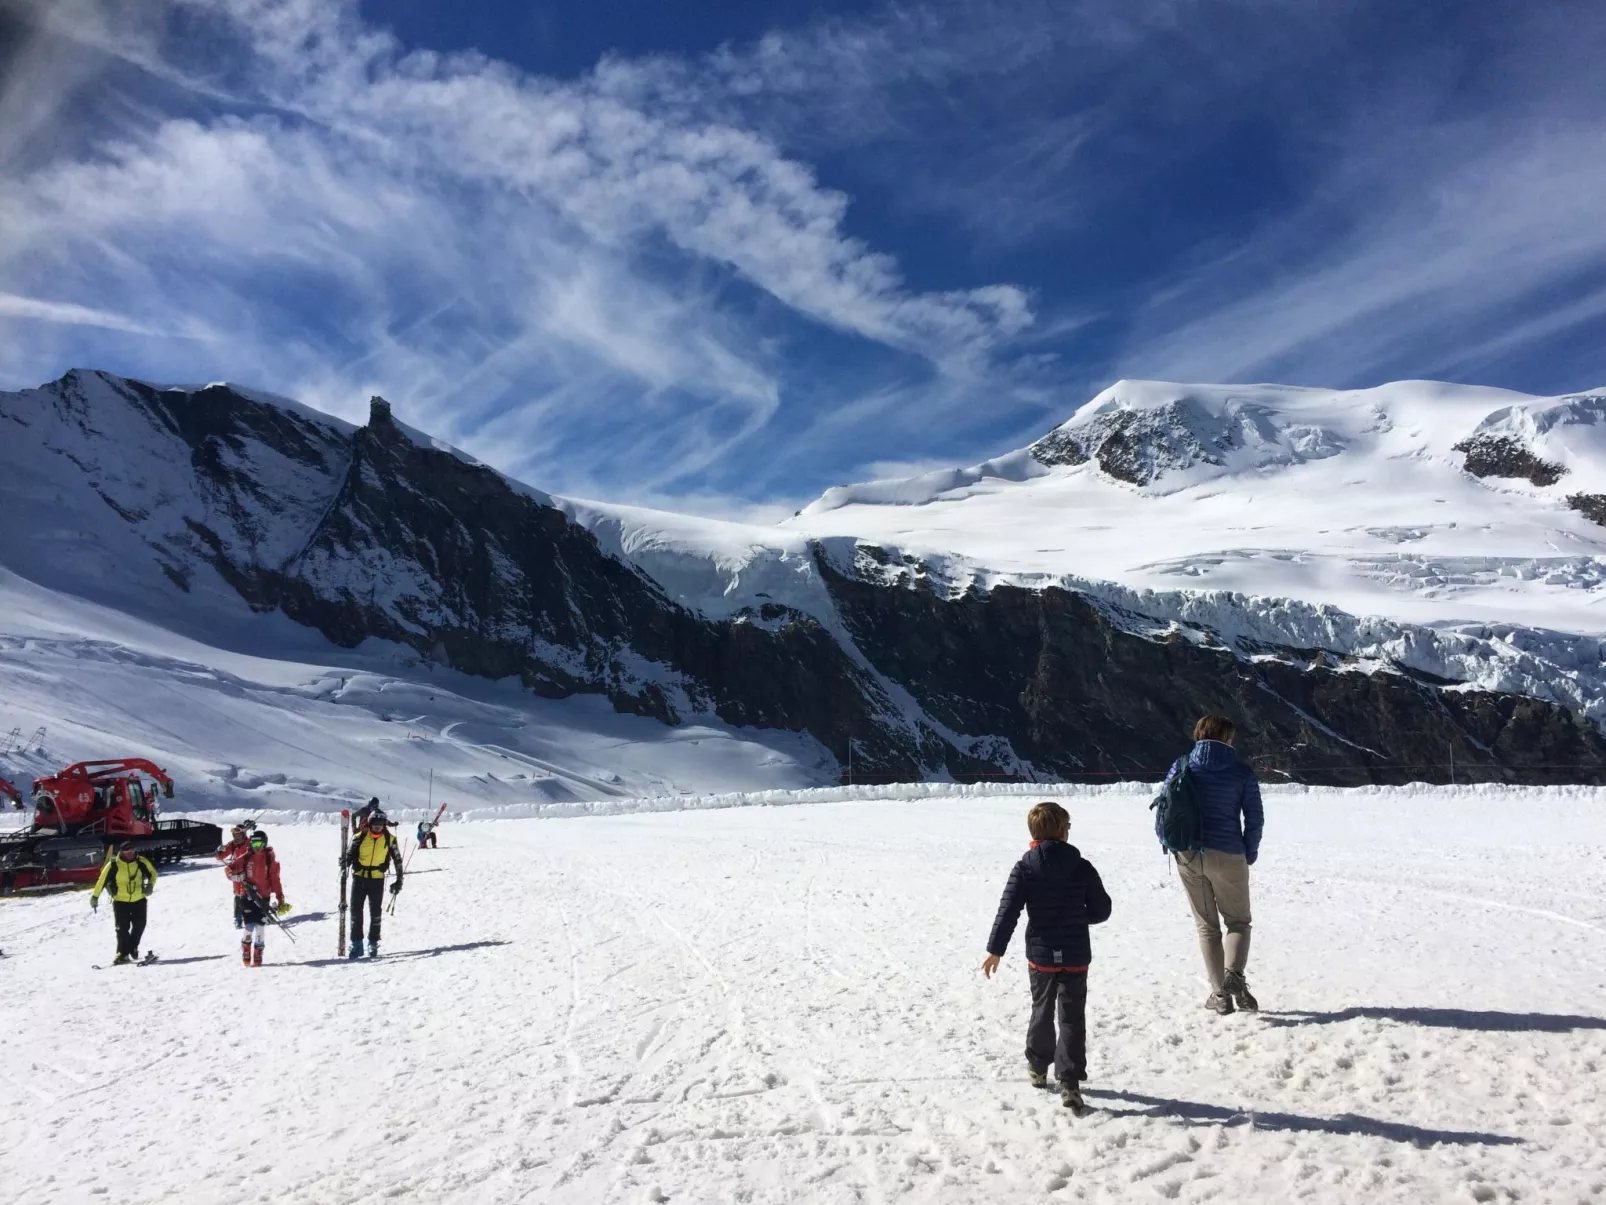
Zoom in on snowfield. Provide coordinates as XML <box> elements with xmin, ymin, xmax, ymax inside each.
<box><xmin>5</xmin><ymin>787</ymin><xmax>1604</xmax><ymax>1204</ymax></box>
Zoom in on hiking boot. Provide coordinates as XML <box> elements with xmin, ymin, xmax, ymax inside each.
<box><xmin>1223</xmin><ymin>971</ymin><xmax>1258</xmax><ymax>1012</ymax></box>
<box><xmin>1026</xmin><ymin>1064</ymin><xmax>1048</xmax><ymax>1089</ymax></box>
<box><xmin>1204</xmin><ymin>990</ymin><xmax>1236</xmax><ymax>1015</ymax></box>
<box><xmin>1059</xmin><ymin>1082</ymin><xmax>1086</xmax><ymax>1113</ymax></box>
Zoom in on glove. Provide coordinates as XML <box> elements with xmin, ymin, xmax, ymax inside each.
<box><xmin>1246</xmin><ymin>850</ymin><xmax>1259</xmax><ymax>866</ymax></box>
<box><xmin>388</xmin><ymin>880</ymin><xmax>402</xmax><ymax>896</ymax></box>
<box><xmin>275</xmin><ymin>899</ymin><xmax>291</xmax><ymax>916</ymax></box>
<box><xmin>90</xmin><ymin>895</ymin><xmax>99</xmax><ymax>912</ymax></box>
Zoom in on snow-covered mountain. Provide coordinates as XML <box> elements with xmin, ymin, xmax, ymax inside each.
<box><xmin>2</xmin><ymin>369</ymin><xmax>1604</xmax><ymax>804</ymax></box>
<box><xmin>795</xmin><ymin>378</ymin><xmax>1606</xmax><ymax>634</ymax></box>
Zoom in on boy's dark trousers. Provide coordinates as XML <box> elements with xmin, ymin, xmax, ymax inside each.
<box><xmin>1026</xmin><ymin>968</ymin><xmax>1087</xmax><ymax>1083</ymax></box>
<box><xmin>113</xmin><ymin>899</ymin><xmax>148</xmax><ymax>957</ymax></box>
<box><xmin>351</xmin><ymin>877</ymin><xmax>385</xmax><ymax>944</ymax></box>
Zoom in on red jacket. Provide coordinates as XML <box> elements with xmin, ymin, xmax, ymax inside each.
<box><xmin>216</xmin><ymin>837</ymin><xmax>250</xmax><ymax>896</ymax></box>
<box><xmin>227</xmin><ymin>847</ymin><xmax>284</xmax><ymax>902</ymax></box>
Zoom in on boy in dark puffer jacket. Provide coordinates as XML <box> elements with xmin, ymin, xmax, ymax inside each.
<box><xmin>983</xmin><ymin>800</ymin><xmax>1112</xmax><ymax>1112</ymax></box>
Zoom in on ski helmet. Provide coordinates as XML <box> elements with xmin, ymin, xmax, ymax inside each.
<box><xmin>118</xmin><ymin>840</ymin><xmax>136</xmax><ymax>857</ymax></box>
<box><xmin>249</xmin><ymin>829</ymin><xmax>268</xmax><ymax>849</ymax></box>
<box><xmin>368</xmin><ymin>809</ymin><xmax>389</xmax><ymax>827</ymax></box>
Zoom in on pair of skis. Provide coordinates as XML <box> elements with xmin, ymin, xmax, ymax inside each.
<box><xmin>94</xmin><ymin>951</ymin><xmax>158</xmax><ymax>969</ymax></box>
<box><xmin>337</xmin><ymin>808</ymin><xmax>350</xmax><ymax>958</ymax></box>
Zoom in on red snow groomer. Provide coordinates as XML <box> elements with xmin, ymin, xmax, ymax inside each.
<box><xmin>0</xmin><ymin>759</ymin><xmax>222</xmax><ymax>894</ymax></box>
<box><xmin>0</xmin><ymin>776</ymin><xmax>20</xmax><ymax>809</ymax></box>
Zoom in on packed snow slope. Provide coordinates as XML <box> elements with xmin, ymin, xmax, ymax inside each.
<box><xmin>0</xmin><ymin>568</ymin><xmax>835</xmax><ymax>816</ymax></box>
<box><xmin>792</xmin><ymin>379</ymin><xmax>1606</xmax><ymax>633</ymax></box>
<box><xmin>4</xmin><ymin>787</ymin><xmax>1603</xmax><ymax>1204</ymax></box>
<box><xmin>5</xmin><ymin>368</ymin><xmax>1606</xmax><ymax>789</ymax></box>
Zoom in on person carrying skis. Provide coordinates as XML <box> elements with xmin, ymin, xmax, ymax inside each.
<box><xmin>1158</xmin><ymin>714</ymin><xmax>1264</xmax><ymax>1015</ymax></box>
<box><xmin>346</xmin><ymin>809</ymin><xmax>402</xmax><ymax>959</ymax></box>
<box><xmin>216</xmin><ymin>824</ymin><xmax>251</xmax><ymax>929</ymax></box>
<box><xmin>226</xmin><ymin>828</ymin><xmax>287</xmax><ymax>967</ymax></box>
<box><xmin>353</xmin><ymin>797</ymin><xmax>381</xmax><ymax>830</ymax></box>
<box><xmin>982</xmin><ymin>801</ymin><xmax>1112</xmax><ymax>1114</ymax></box>
<box><xmin>416</xmin><ymin>818</ymin><xmax>438</xmax><ymax>849</ymax></box>
<box><xmin>90</xmin><ymin>840</ymin><xmax>158</xmax><ymax>965</ymax></box>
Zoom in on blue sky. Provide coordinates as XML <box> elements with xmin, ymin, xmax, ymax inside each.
<box><xmin>2</xmin><ymin>0</ymin><xmax>1605</xmax><ymax>517</ymax></box>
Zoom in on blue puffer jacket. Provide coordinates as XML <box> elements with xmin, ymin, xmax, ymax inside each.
<box><xmin>1162</xmin><ymin>740</ymin><xmax>1264</xmax><ymax>862</ymax></box>
<box><xmin>986</xmin><ymin>841</ymin><xmax>1112</xmax><ymax>968</ymax></box>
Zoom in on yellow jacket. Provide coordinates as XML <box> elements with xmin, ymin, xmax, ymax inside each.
<box><xmin>347</xmin><ymin>831</ymin><xmax>401</xmax><ymax>880</ymax></box>
<box><xmin>92</xmin><ymin>852</ymin><xmax>158</xmax><ymax>903</ymax></box>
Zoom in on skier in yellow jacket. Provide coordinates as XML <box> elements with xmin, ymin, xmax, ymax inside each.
<box><xmin>90</xmin><ymin>841</ymin><xmax>158</xmax><ymax>965</ymax></box>
<box><xmin>345</xmin><ymin>809</ymin><xmax>403</xmax><ymax>959</ymax></box>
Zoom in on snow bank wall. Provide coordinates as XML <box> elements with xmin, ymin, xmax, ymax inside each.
<box><xmin>183</xmin><ymin>779</ymin><xmax>1606</xmax><ymax>826</ymax></box>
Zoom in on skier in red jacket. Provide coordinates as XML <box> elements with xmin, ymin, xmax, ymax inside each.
<box><xmin>226</xmin><ymin>829</ymin><xmax>286</xmax><ymax>966</ymax></box>
<box><xmin>215</xmin><ymin>824</ymin><xmax>251</xmax><ymax>929</ymax></box>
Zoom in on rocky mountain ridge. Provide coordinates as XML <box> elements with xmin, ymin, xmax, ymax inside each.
<box><xmin>4</xmin><ymin>368</ymin><xmax>1604</xmax><ymax>784</ymax></box>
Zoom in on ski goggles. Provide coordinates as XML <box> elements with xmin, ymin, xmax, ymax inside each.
<box><xmin>249</xmin><ymin>834</ymin><xmax>267</xmax><ymax>849</ymax></box>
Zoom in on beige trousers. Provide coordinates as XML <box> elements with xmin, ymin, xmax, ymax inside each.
<box><xmin>1174</xmin><ymin>850</ymin><xmax>1252</xmax><ymax>990</ymax></box>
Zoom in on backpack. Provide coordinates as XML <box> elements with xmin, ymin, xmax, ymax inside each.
<box><xmin>1150</xmin><ymin>757</ymin><xmax>1204</xmax><ymax>856</ymax></box>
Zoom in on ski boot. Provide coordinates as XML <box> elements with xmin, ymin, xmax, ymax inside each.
<box><xmin>1027</xmin><ymin>1063</ymin><xmax>1048</xmax><ymax>1089</ymax></box>
<box><xmin>251</xmin><ymin>944</ymin><xmax>264</xmax><ymax>967</ymax></box>
<box><xmin>1059</xmin><ymin>1082</ymin><xmax>1087</xmax><ymax>1115</ymax></box>
<box><xmin>1204</xmin><ymin>990</ymin><xmax>1236</xmax><ymax>1015</ymax></box>
<box><xmin>1223</xmin><ymin>970</ymin><xmax>1258</xmax><ymax>1012</ymax></box>
<box><xmin>241</xmin><ymin>940</ymin><xmax>252</xmax><ymax>966</ymax></box>
<box><xmin>367</xmin><ymin>940</ymin><xmax>380</xmax><ymax>959</ymax></box>
<box><xmin>112</xmin><ymin>952</ymin><xmax>130</xmax><ymax>966</ymax></box>
<box><xmin>348</xmin><ymin>942</ymin><xmax>363</xmax><ymax>960</ymax></box>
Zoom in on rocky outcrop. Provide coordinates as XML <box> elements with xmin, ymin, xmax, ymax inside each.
<box><xmin>818</xmin><ymin>546</ymin><xmax>1606</xmax><ymax>785</ymax></box>
<box><xmin>1452</xmin><ymin>434</ymin><xmax>1567</xmax><ymax>486</ymax></box>
<box><xmin>1567</xmin><ymin>493</ymin><xmax>1606</xmax><ymax>527</ymax></box>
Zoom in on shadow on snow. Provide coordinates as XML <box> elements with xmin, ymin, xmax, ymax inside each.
<box><xmin>290</xmin><ymin>939</ymin><xmax>510</xmax><ymax>968</ymax></box>
<box><xmin>1260</xmin><ymin>1008</ymin><xmax>1606</xmax><ymax>1033</ymax></box>
<box><xmin>1084</xmin><ymin>1089</ymin><xmax>1522</xmax><ymax>1147</ymax></box>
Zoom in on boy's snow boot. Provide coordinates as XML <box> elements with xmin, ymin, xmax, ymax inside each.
<box><xmin>1059</xmin><ymin>1082</ymin><xmax>1087</xmax><ymax>1114</ymax></box>
<box><xmin>251</xmin><ymin>944</ymin><xmax>264</xmax><ymax>967</ymax></box>
<box><xmin>348</xmin><ymin>943</ymin><xmax>363</xmax><ymax>960</ymax></box>
<box><xmin>1204</xmin><ymin>990</ymin><xmax>1235</xmax><ymax>1015</ymax></box>
<box><xmin>367</xmin><ymin>940</ymin><xmax>380</xmax><ymax>959</ymax></box>
<box><xmin>241</xmin><ymin>940</ymin><xmax>252</xmax><ymax>966</ymax></box>
<box><xmin>1026</xmin><ymin>1064</ymin><xmax>1048</xmax><ymax>1089</ymax></box>
<box><xmin>1223</xmin><ymin>971</ymin><xmax>1258</xmax><ymax>1012</ymax></box>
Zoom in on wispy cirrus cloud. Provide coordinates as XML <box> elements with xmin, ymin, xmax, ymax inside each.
<box><xmin>0</xmin><ymin>0</ymin><xmax>1035</xmax><ymax>503</ymax></box>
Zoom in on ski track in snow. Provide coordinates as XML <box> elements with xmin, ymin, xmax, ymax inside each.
<box><xmin>5</xmin><ymin>790</ymin><xmax>1605</xmax><ymax>1204</ymax></box>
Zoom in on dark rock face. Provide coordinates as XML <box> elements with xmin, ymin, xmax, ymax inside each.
<box><xmin>1567</xmin><ymin>493</ymin><xmax>1606</xmax><ymax>527</ymax></box>
<box><xmin>818</xmin><ymin>549</ymin><xmax>1606</xmax><ymax>785</ymax></box>
<box><xmin>1453</xmin><ymin>434</ymin><xmax>1567</xmax><ymax>487</ymax></box>
<box><xmin>11</xmin><ymin>371</ymin><xmax>1606</xmax><ymax>786</ymax></box>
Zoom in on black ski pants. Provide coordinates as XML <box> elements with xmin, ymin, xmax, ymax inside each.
<box><xmin>113</xmin><ymin>899</ymin><xmax>148</xmax><ymax>958</ymax></box>
<box><xmin>1026</xmin><ymin>968</ymin><xmax>1087</xmax><ymax>1084</ymax></box>
<box><xmin>351</xmin><ymin>876</ymin><xmax>385</xmax><ymax>944</ymax></box>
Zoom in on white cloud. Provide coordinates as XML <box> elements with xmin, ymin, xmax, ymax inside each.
<box><xmin>0</xmin><ymin>0</ymin><xmax>1035</xmax><ymax>494</ymax></box>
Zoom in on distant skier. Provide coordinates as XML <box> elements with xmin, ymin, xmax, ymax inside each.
<box><xmin>216</xmin><ymin>823</ymin><xmax>251</xmax><ymax>929</ymax></box>
<box><xmin>226</xmin><ymin>828</ymin><xmax>287</xmax><ymax>967</ymax></box>
<box><xmin>983</xmin><ymin>801</ymin><xmax>1111</xmax><ymax>1113</ymax></box>
<box><xmin>416</xmin><ymin>819</ymin><xmax>438</xmax><ymax>849</ymax></box>
<box><xmin>346</xmin><ymin>809</ymin><xmax>403</xmax><ymax>959</ymax></box>
<box><xmin>1158</xmin><ymin>714</ymin><xmax>1263</xmax><ymax>1015</ymax></box>
<box><xmin>90</xmin><ymin>841</ymin><xmax>158</xmax><ymax>966</ymax></box>
<box><xmin>353</xmin><ymin>797</ymin><xmax>381</xmax><ymax>830</ymax></box>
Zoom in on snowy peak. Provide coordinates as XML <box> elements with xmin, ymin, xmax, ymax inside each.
<box><xmin>1029</xmin><ymin>381</ymin><xmax>1348</xmax><ymax>488</ymax></box>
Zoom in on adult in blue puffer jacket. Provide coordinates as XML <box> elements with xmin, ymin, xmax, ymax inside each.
<box><xmin>1160</xmin><ymin>714</ymin><xmax>1264</xmax><ymax>1015</ymax></box>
